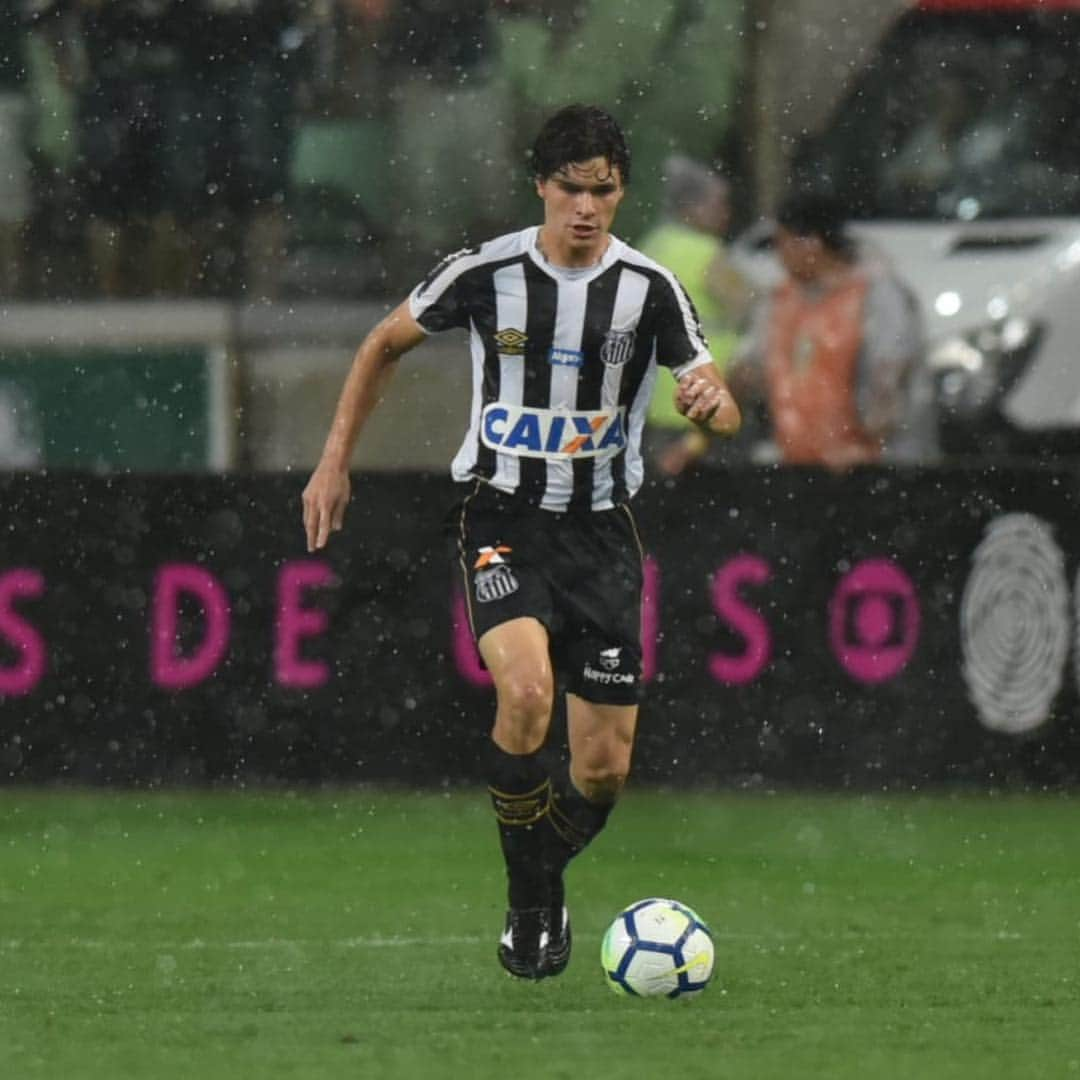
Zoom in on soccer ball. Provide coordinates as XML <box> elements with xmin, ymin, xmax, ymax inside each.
<box><xmin>600</xmin><ymin>897</ymin><xmax>715</xmax><ymax>999</ymax></box>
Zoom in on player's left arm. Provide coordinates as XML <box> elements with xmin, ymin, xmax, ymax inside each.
<box><xmin>675</xmin><ymin>363</ymin><xmax>742</xmax><ymax>436</ymax></box>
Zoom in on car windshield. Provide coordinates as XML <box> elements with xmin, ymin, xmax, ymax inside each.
<box><xmin>800</xmin><ymin>11</ymin><xmax>1080</xmax><ymax>220</ymax></box>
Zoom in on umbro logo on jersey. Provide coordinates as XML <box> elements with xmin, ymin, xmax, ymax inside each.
<box><xmin>480</xmin><ymin>404</ymin><xmax>626</xmax><ymax>459</ymax></box>
<box><xmin>494</xmin><ymin>328</ymin><xmax>528</xmax><ymax>355</ymax></box>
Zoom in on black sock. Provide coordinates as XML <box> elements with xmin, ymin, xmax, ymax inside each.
<box><xmin>544</xmin><ymin>771</ymin><xmax>615</xmax><ymax>905</ymax></box>
<box><xmin>486</xmin><ymin>741</ymin><xmax>551</xmax><ymax>910</ymax></box>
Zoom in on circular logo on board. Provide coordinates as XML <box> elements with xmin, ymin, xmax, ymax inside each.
<box><xmin>829</xmin><ymin>558</ymin><xmax>920</xmax><ymax>684</ymax></box>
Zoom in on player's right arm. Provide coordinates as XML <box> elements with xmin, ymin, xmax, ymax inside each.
<box><xmin>302</xmin><ymin>300</ymin><xmax>427</xmax><ymax>552</ymax></box>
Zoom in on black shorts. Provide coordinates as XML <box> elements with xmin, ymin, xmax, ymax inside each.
<box><xmin>449</xmin><ymin>481</ymin><xmax>644</xmax><ymax>706</ymax></box>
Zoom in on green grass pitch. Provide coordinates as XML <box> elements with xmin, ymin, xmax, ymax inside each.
<box><xmin>1</xmin><ymin>787</ymin><xmax>1077</xmax><ymax>1079</ymax></box>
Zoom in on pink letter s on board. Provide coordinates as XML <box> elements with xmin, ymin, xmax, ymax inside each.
<box><xmin>0</xmin><ymin>569</ymin><xmax>46</xmax><ymax>696</ymax></box>
<box><xmin>151</xmin><ymin>564</ymin><xmax>230</xmax><ymax>690</ymax></box>
<box><xmin>276</xmin><ymin>561</ymin><xmax>336</xmax><ymax>689</ymax></box>
<box><xmin>708</xmin><ymin>554</ymin><xmax>772</xmax><ymax>686</ymax></box>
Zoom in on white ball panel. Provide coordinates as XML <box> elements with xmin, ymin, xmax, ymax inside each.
<box><xmin>679</xmin><ymin>926</ymin><xmax>716</xmax><ymax>983</ymax></box>
<box><xmin>623</xmin><ymin>948</ymin><xmax>679</xmax><ymax>997</ymax></box>
<box><xmin>631</xmin><ymin>901</ymin><xmax>691</xmax><ymax>946</ymax></box>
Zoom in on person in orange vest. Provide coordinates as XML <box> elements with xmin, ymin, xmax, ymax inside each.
<box><xmin>729</xmin><ymin>190</ymin><xmax>936</xmax><ymax>468</ymax></box>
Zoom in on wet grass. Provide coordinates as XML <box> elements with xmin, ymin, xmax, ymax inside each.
<box><xmin>0</xmin><ymin>787</ymin><xmax>1076</xmax><ymax>1079</ymax></box>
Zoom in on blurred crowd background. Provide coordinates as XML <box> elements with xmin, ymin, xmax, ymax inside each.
<box><xmin>1</xmin><ymin>0</ymin><xmax>770</xmax><ymax>302</ymax></box>
<box><xmin>13</xmin><ymin>0</ymin><xmax>1039</xmax><ymax>475</ymax></box>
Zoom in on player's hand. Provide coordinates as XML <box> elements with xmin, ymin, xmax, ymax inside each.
<box><xmin>301</xmin><ymin>464</ymin><xmax>351</xmax><ymax>552</ymax></box>
<box><xmin>675</xmin><ymin>368</ymin><xmax>741</xmax><ymax>436</ymax></box>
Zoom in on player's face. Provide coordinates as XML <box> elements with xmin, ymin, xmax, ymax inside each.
<box><xmin>536</xmin><ymin>157</ymin><xmax>625</xmax><ymax>267</ymax></box>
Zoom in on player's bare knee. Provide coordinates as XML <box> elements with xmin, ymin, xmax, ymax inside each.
<box><xmin>492</xmin><ymin>676</ymin><xmax>553</xmax><ymax>753</ymax></box>
<box><xmin>497</xmin><ymin>674</ymin><xmax>553</xmax><ymax>723</ymax></box>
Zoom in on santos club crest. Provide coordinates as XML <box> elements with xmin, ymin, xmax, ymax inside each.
<box><xmin>474</xmin><ymin>545</ymin><xmax>519</xmax><ymax>603</ymax></box>
<box><xmin>600</xmin><ymin>328</ymin><xmax>636</xmax><ymax>368</ymax></box>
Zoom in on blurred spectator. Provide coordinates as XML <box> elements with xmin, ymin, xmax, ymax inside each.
<box><xmin>383</xmin><ymin>0</ymin><xmax>491</xmax><ymax>83</ymax></box>
<box><xmin>728</xmin><ymin>190</ymin><xmax>937</xmax><ymax>468</ymax></box>
<box><xmin>307</xmin><ymin>0</ymin><xmax>391</xmax><ymax>114</ymax></box>
<box><xmin>31</xmin><ymin>0</ymin><xmax>306</xmax><ymax>298</ymax></box>
<box><xmin>19</xmin><ymin>0</ymin><xmax>82</xmax><ymax>298</ymax></box>
<box><xmin>271</xmin><ymin>0</ymin><xmax>391</xmax><ymax>300</ymax></box>
<box><xmin>33</xmin><ymin>0</ymin><xmax>184</xmax><ymax>296</ymax></box>
<box><xmin>638</xmin><ymin>154</ymin><xmax>753</xmax><ymax>476</ymax></box>
<box><xmin>386</xmin><ymin>0</ymin><xmax>514</xmax><ymax>278</ymax></box>
<box><xmin>165</xmin><ymin>0</ymin><xmax>307</xmax><ymax>299</ymax></box>
<box><xmin>0</xmin><ymin>1</ymin><xmax>34</xmax><ymax>294</ymax></box>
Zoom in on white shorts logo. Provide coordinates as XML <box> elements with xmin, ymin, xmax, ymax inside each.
<box><xmin>583</xmin><ymin>664</ymin><xmax>636</xmax><ymax>686</ymax></box>
<box><xmin>475</xmin><ymin>564</ymin><xmax>519</xmax><ymax>603</ymax></box>
<box><xmin>583</xmin><ymin>646</ymin><xmax>636</xmax><ymax>685</ymax></box>
<box><xmin>599</xmin><ymin>647</ymin><xmax>622</xmax><ymax>671</ymax></box>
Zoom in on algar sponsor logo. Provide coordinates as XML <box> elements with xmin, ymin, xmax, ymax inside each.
<box><xmin>480</xmin><ymin>404</ymin><xmax>626</xmax><ymax>459</ymax></box>
<box><xmin>549</xmin><ymin>347</ymin><xmax>584</xmax><ymax>367</ymax></box>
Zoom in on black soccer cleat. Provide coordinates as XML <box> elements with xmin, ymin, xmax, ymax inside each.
<box><xmin>497</xmin><ymin>907</ymin><xmax>550</xmax><ymax>980</ymax></box>
<box><xmin>543</xmin><ymin>903</ymin><xmax>572</xmax><ymax>977</ymax></box>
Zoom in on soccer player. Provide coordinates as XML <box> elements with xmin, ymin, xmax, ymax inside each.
<box><xmin>301</xmin><ymin>104</ymin><xmax>740</xmax><ymax>980</ymax></box>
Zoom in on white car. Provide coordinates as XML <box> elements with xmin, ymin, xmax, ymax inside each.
<box><xmin>735</xmin><ymin>0</ymin><xmax>1080</xmax><ymax>460</ymax></box>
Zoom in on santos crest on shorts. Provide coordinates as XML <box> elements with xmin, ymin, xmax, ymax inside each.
<box><xmin>408</xmin><ymin>226</ymin><xmax>713</xmax><ymax>512</ymax></box>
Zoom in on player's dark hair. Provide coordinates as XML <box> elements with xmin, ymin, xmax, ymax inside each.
<box><xmin>777</xmin><ymin>189</ymin><xmax>851</xmax><ymax>254</ymax></box>
<box><xmin>529</xmin><ymin>104</ymin><xmax>631</xmax><ymax>184</ymax></box>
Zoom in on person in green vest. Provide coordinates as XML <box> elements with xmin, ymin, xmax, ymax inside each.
<box><xmin>639</xmin><ymin>154</ymin><xmax>753</xmax><ymax>474</ymax></box>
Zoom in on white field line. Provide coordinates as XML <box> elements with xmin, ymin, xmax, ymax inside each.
<box><xmin>0</xmin><ymin>935</ymin><xmax>486</xmax><ymax>951</ymax></box>
<box><xmin>0</xmin><ymin>929</ymin><xmax>840</xmax><ymax>952</ymax></box>
<box><xmin>0</xmin><ymin>928</ymin><xmax>1027</xmax><ymax>952</ymax></box>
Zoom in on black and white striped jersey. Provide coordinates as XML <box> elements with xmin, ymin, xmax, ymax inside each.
<box><xmin>408</xmin><ymin>225</ymin><xmax>713</xmax><ymax>512</ymax></box>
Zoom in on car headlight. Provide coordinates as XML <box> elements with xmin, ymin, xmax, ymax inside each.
<box><xmin>927</xmin><ymin>317</ymin><xmax>1041</xmax><ymax>418</ymax></box>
